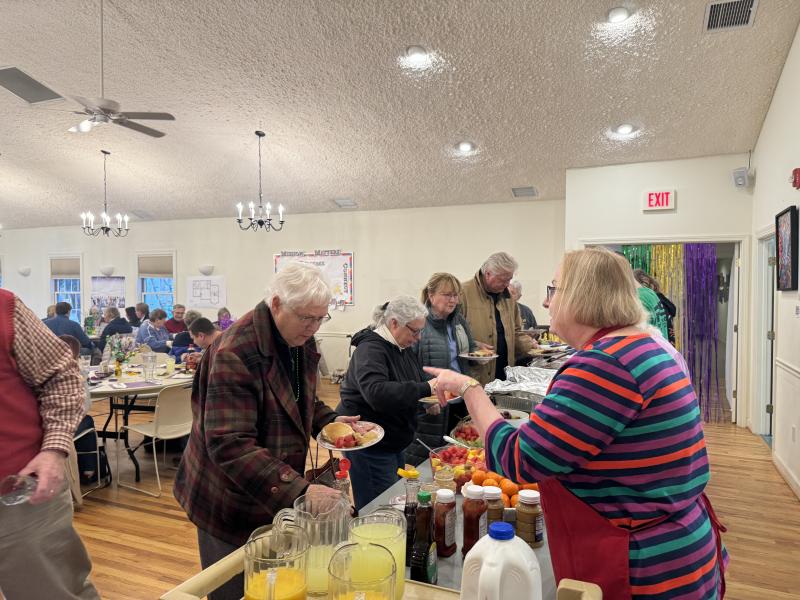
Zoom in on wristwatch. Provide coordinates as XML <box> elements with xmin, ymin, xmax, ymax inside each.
<box><xmin>458</xmin><ymin>377</ymin><xmax>481</xmax><ymax>397</ymax></box>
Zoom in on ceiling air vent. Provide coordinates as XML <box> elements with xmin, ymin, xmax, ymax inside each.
<box><xmin>511</xmin><ymin>186</ymin><xmax>538</xmax><ymax>198</ymax></box>
<box><xmin>333</xmin><ymin>197</ymin><xmax>358</xmax><ymax>209</ymax></box>
<box><xmin>704</xmin><ymin>0</ymin><xmax>758</xmax><ymax>32</ymax></box>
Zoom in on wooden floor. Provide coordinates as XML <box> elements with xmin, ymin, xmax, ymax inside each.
<box><xmin>73</xmin><ymin>382</ymin><xmax>800</xmax><ymax>599</ymax></box>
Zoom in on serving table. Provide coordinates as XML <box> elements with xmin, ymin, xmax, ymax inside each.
<box><xmin>360</xmin><ymin>460</ymin><xmax>557</xmax><ymax>599</ymax></box>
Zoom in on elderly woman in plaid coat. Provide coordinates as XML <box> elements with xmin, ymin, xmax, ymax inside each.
<box><xmin>174</xmin><ymin>263</ymin><xmax>363</xmax><ymax>600</ymax></box>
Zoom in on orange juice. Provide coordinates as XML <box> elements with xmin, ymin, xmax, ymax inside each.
<box><xmin>350</xmin><ymin>523</ymin><xmax>405</xmax><ymax>600</ymax></box>
<box><xmin>244</xmin><ymin>567</ymin><xmax>306</xmax><ymax>600</ymax></box>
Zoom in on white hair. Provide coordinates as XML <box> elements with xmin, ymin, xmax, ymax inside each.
<box><xmin>481</xmin><ymin>252</ymin><xmax>518</xmax><ymax>276</ymax></box>
<box><xmin>372</xmin><ymin>295</ymin><xmax>428</xmax><ymax>328</ymax></box>
<box><xmin>266</xmin><ymin>263</ymin><xmax>332</xmax><ymax>309</ymax></box>
<box><xmin>508</xmin><ymin>279</ymin><xmax>522</xmax><ymax>293</ymax></box>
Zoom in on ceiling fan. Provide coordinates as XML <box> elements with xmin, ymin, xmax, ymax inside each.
<box><xmin>0</xmin><ymin>0</ymin><xmax>174</xmax><ymax>138</ymax></box>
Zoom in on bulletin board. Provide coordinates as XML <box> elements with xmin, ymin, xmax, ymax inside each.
<box><xmin>274</xmin><ymin>250</ymin><xmax>354</xmax><ymax>305</ymax></box>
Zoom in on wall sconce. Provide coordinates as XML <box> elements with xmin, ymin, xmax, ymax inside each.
<box><xmin>99</xmin><ymin>265</ymin><xmax>115</xmax><ymax>276</ymax></box>
<box><xmin>198</xmin><ymin>264</ymin><xmax>214</xmax><ymax>276</ymax></box>
<box><xmin>17</xmin><ymin>266</ymin><xmax>31</xmax><ymax>277</ymax></box>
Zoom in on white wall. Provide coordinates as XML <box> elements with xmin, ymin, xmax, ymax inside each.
<box><xmin>565</xmin><ymin>154</ymin><xmax>753</xmax><ymax>249</ymax></box>
<box><xmin>0</xmin><ymin>198</ymin><xmax>565</xmax><ymax>372</ymax></box>
<box><xmin>749</xmin><ymin>24</ymin><xmax>800</xmax><ymax>497</ymax></box>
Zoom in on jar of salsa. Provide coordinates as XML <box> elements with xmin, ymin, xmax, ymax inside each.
<box><xmin>434</xmin><ymin>489</ymin><xmax>457</xmax><ymax>558</ymax></box>
<box><xmin>461</xmin><ymin>484</ymin><xmax>487</xmax><ymax>557</ymax></box>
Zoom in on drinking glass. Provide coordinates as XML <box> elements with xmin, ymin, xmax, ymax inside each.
<box><xmin>78</xmin><ymin>355</ymin><xmax>92</xmax><ymax>371</ymax></box>
<box><xmin>244</xmin><ymin>524</ymin><xmax>309</xmax><ymax>600</ymax></box>
<box><xmin>328</xmin><ymin>542</ymin><xmax>396</xmax><ymax>600</ymax></box>
<box><xmin>165</xmin><ymin>356</ymin><xmax>176</xmax><ymax>375</ymax></box>
<box><xmin>349</xmin><ymin>508</ymin><xmax>406</xmax><ymax>600</ymax></box>
<box><xmin>0</xmin><ymin>475</ymin><xmax>37</xmax><ymax>506</ymax></box>
<box><xmin>142</xmin><ymin>352</ymin><xmax>157</xmax><ymax>381</ymax></box>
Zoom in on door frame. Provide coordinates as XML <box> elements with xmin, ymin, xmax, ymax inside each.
<box><xmin>579</xmin><ymin>234</ymin><xmax>749</xmax><ymax>426</ymax></box>
<box><xmin>753</xmin><ymin>232</ymin><xmax>777</xmax><ymax>436</ymax></box>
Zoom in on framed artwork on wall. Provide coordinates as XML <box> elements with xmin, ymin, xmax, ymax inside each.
<box><xmin>775</xmin><ymin>205</ymin><xmax>798</xmax><ymax>291</ymax></box>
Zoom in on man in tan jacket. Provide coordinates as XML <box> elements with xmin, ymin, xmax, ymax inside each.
<box><xmin>460</xmin><ymin>252</ymin><xmax>535</xmax><ymax>384</ymax></box>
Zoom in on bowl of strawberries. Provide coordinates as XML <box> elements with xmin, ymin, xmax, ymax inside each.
<box><xmin>429</xmin><ymin>445</ymin><xmax>487</xmax><ymax>493</ymax></box>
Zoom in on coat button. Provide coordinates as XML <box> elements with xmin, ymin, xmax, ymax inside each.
<box><xmin>280</xmin><ymin>472</ymin><xmax>294</xmax><ymax>482</ymax></box>
<box><xmin>270</xmin><ymin>486</ymin><xmax>279</xmax><ymax>494</ymax></box>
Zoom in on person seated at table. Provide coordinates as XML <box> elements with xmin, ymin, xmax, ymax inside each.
<box><xmin>135</xmin><ymin>308</ymin><xmax>172</xmax><ymax>353</ymax></box>
<box><xmin>97</xmin><ymin>307</ymin><xmax>133</xmax><ymax>351</ymax></box>
<box><xmin>180</xmin><ymin>317</ymin><xmax>222</xmax><ymax>368</ymax></box>
<box><xmin>59</xmin><ymin>335</ymin><xmax>97</xmax><ymax>485</ymax></box>
<box><xmin>83</xmin><ymin>305</ymin><xmax>104</xmax><ymax>332</ymax></box>
<box><xmin>44</xmin><ymin>302</ymin><xmax>94</xmax><ymax>354</ymax></box>
<box><xmin>135</xmin><ymin>302</ymin><xmax>150</xmax><ymax>324</ymax></box>
<box><xmin>170</xmin><ymin>310</ymin><xmax>202</xmax><ymax>362</ymax></box>
<box><xmin>44</xmin><ymin>304</ymin><xmax>56</xmax><ymax>320</ymax></box>
<box><xmin>337</xmin><ymin>295</ymin><xmax>437</xmax><ymax>510</ymax></box>
<box><xmin>125</xmin><ymin>306</ymin><xmax>141</xmax><ymax>328</ymax></box>
<box><xmin>405</xmin><ymin>273</ymin><xmax>477</xmax><ymax>467</ymax></box>
<box><xmin>429</xmin><ymin>247</ymin><xmax>728</xmax><ymax>600</ymax></box>
<box><xmin>174</xmin><ymin>263</ymin><xmax>367</xmax><ymax>600</ymax></box>
<box><xmin>213</xmin><ymin>307</ymin><xmax>235</xmax><ymax>331</ymax></box>
<box><xmin>164</xmin><ymin>303</ymin><xmax>188</xmax><ymax>334</ymax></box>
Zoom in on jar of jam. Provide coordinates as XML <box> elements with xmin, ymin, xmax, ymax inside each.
<box><xmin>483</xmin><ymin>486</ymin><xmax>504</xmax><ymax>527</ymax></box>
<box><xmin>434</xmin><ymin>488</ymin><xmax>457</xmax><ymax>557</ymax></box>
<box><xmin>462</xmin><ymin>484</ymin><xmax>487</xmax><ymax>557</ymax></box>
<box><xmin>516</xmin><ymin>489</ymin><xmax>543</xmax><ymax>548</ymax></box>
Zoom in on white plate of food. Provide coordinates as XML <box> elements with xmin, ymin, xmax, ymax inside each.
<box><xmin>459</xmin><ymin>350</ymin><xmax>499</xmax><ymax>363</ymax></box>
<box><xmin>316</xmin><ymin>421</ymin><xmax>384</xmax><ymax>452</ymax></box>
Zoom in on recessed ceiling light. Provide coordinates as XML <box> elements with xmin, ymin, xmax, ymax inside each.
<box><xmin>401</xmin><ymin>45</ymin><xmax>432</xmax><ymax>70</ymax></box>
<box><xmin>607</xmin><ymin>7</ymin><xmax>631</xmax><ymax>23</ymax></box>
<box><xmin>457</xmin><ymin>141</ymin><xmax>475</xmax><ymax>153</ymax></box>
<box><xmin>614</xmin><ymin>123</ymin><xmax>636</xmax><ymax>135</ymax></box>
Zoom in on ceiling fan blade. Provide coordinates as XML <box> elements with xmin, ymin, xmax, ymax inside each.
<box><xmin>71</xmin><ymin>95</ymin><xmax>121</xmax><ymax>113</ymax></box>
<box><xmin>117</xmin><ymin>112</ymin><xmax>175</xmax><ymax>121</ymax></box>
<box><xmin>0</xmin><ymin>66</ymin><xmax>63</xmax><ymax>104</ymax></box>
<box><xmin>114</xmin><ymin>119</ymin><xmax>166</xmax><ymax>138</ymax></box>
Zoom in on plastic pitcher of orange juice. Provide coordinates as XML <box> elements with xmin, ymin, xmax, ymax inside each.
<box><xmin>244</xmin><ymin>524</ymin><xmax>308</xmax><ymax>600</ymax></box>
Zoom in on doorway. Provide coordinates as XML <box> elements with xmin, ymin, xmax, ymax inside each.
<box><xmin>754</xmin><ymin>235</ymin><xmax>777</xmax><ymax>444</ymax></box>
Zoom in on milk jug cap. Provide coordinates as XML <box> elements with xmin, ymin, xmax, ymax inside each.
<box><xmin>488</xmin><ymin>521</ymin><xmax>515</xmax><ymax>541</ymax></box>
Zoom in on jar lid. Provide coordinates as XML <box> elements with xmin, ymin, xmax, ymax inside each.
<box><xmin>435</xmin><ymin>470</ymin><xmax>454</xmax><ymax>480</ymax></box>
<box><xmin>436</xmin><ymin>489</ymin><xmax>455</xmax><ymax>503</ymax></box>
<box><xmin>463</xmin><ymin>484</ymin><xmax>485</xmax><ymax>500</ymax></box>
<box><xmin>418</xmin><ymin>490</ymin><xmax>432</xmax><ymax>503</ymax></box>
<box><xmin>483</xmin><ymin>485</ymin><xmax>502</xmax><ymax>500</ymax></box>
<box><xmin>518</xmin><ymin>489</ymin><xmax>541</xmax><ymax>504</ymax></box>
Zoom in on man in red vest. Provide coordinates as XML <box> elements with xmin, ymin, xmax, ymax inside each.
<box><xmin>0</xmin><ymin>290</ymin><xmax>99</xmax><ymax>599</ymax></box>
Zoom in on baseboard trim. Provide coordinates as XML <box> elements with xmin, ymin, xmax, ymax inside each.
<box><xmin>773</xmin><ymin>452</ymin><xmax>800</xmax><ymax>501</ymax></box>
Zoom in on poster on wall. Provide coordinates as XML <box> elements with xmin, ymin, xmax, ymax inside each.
<box><xmin>186</xmin><ymin>276</ymin><xmax>227</xmax><ymax>309</ymax></box>
<box><xmin>90</xmin><ymin>276</ymin><xmax>126</xmax><ymax>310</ymax></box>
<box><xmin>274</xmin><ymin>250</ymin><xmax>354</xmax><ymax>305</ymax></box>
<box><xmin>775</xmin><ymin>205</ymin><xmax>798</xmax><ymax>291</ymax></box>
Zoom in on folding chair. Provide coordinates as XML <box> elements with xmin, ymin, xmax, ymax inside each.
<box><xmin>117</xmin><ymin>383</ymin><xmax>193</xmax><ymax>497</ymax></box>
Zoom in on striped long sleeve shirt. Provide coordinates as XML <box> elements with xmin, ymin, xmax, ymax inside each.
<box><xmin>487</xmin><ymin>334</ymin><xmax>724</xmax><ymax>599</ymax></box>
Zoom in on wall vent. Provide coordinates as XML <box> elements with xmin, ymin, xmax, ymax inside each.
<box><xmin>333</xmin><ymin>197</ymin><xmax>357</xmax><ymax>209</ymax></box>
<box><xmin>511</xmin><ymin>186</ymin><xmax>538</xmax><ymax>198</ymax></box>
<box><xmin>704</xmin><ymin>0</ymin><xmax>758</xmax><ymax>32</ymax></box>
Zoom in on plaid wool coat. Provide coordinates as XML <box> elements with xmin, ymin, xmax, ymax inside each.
<box><xmin>173</xmin><ymin>301</ymin><xmax>338</xmax><ymax>545</ymax></box>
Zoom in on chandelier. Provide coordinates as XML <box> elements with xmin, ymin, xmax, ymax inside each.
<box><xmin>236</xmin><ymin>130</ymin><xmax>285</xmax><ymax>232</ymax></box>
<box><xmin>80</xmin><ymin>149</ymin><xmax>129</xmax><ymax>237</ymax></box>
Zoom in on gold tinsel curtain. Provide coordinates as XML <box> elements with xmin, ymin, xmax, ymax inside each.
<box><xmin>649</xmin><ymin>244</ymin><xmax>684</xmax><ymax>352</ymax></box>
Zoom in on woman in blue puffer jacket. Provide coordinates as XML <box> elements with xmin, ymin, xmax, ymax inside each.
<box><xmin>405</xmin><ymin>272</ymin><xmax>477</xmax><ymax>466</ymax></box>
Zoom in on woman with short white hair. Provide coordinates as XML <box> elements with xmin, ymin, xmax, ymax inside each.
<box><xmin>337</xmin><ymin>295</ymin><xmax>437</xmax><ymax>509</ymax></box>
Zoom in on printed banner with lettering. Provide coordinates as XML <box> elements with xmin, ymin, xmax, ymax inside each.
<box><xmin>274</xmin><ymin>250</ymin><xmax>354</xmax><ymax>305</ymax></box>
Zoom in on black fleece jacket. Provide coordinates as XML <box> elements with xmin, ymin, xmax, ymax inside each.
<box><xmin>337</xmin><ymin>328</ymin><xmax>432</xmax><ymax>453</ymax></box>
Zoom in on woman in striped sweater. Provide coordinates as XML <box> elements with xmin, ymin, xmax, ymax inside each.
<box><xmin>427</xmin><ymin>247</ymin><xmax>727</xmax><ymax>599</ymax></box>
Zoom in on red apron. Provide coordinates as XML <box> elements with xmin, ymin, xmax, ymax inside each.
<box><xmin>536</xmin><ymin>327</ymin><xmax>727</xmax><ymax>599</ymax></box>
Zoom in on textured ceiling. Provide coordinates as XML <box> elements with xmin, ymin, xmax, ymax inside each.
<box><xmin>1</xmin><ymin>0</ymin><xmax>799</xmax><ymax>229</ymax></box>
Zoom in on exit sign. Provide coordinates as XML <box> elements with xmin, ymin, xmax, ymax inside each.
<box><xmin>642</xmin><ymin>189</ymin><xmax>676</xmax><ymax>212</ymax></box>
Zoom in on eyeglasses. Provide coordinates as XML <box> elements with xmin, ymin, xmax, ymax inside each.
<box><xmin>546</xmin><ymin>285</ymin><xmax>560</xmax><ymax>302</ymax></box>
<box><xmin>437</xmin><ymin>292</ymin><xmax>460</xmax><ymax>300</ymax></box>
<box><xmin>405</xmin><ymin>324</ymin><xmax>424</xmax><ymax>337</ymax></box>
<box><xmin>290</xmin><ymin>307</ymin><xmax>332</xmax><ymax>325</ymax></box>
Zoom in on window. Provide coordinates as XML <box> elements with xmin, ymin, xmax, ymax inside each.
<box><xmin>138</xmin><ymin>254</ymin><xmax>174</xmax><ymax>318</ymax></box>
<box><xmin>139</xmin><ymin>277</ymin><xmax>175</xmax><ymax>317</ymax></box>
<box><xmin>50</xmin><ymin>257</ymin><xmax>81</xmax><ymax>321</ymax></box>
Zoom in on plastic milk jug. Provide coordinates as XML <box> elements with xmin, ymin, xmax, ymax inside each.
<box><xmin>460</xmin><ymin>522</ymin><xmax>542</xmax><ymax>600</ymax></box>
